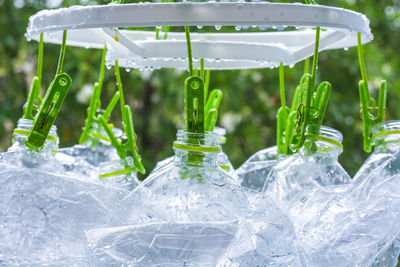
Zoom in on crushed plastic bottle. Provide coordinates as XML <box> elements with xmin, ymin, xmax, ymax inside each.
<box><xmin>235</xmin><ymin>145</ymin><xmax>278</xmax><ymax>192</ymax></box>
<box><xmin>269</xmin><ymin>125</ymin><xmax>351</xmax><ymax>217</ymax></box>
<box><xmin>0</xmin><ymin>119</ymin><xmax>126</xmax><ymax>265</ymax></box>
<box><xmin>86</xmin><ymin>130</ymin><xmax>299</xmax><ymax>266</ymax></box>
<box><xmin>56</xmin><ymin>122</ymin><xmax>140</xmax><ymax>191</ymax></box>
<box><xmin>350</xmin><ymin>120</ymin><xmax>400</xmax><ymax>266</ymax></box>
<box><xmin>291</xmin><ymin>122</ymin><xmax>400</xmax><ymax>266</ymax></box>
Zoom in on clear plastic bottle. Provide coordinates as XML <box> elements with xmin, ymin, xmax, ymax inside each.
<box><xmin>350</xmin><ymin>120</ymin><xmax>400</xmax><ymax>267</ymax></box>
<box><xmin>4</xmin><ymin>118</ymin><xmax>60</xmax><ymax>171</ymax></box>
<box><xmin>0</xmin><ymin>118</ymin><xmax>126</xmax><ymax>265</ymax></box>
<box><xmin>270</xmin><ymin>125</ymin><xmax>351</xmax><ymax>217</ymax></box>
<box><xmin>56</xmin><ymin>121</ymin><xmax>120</xmax><ymax>176</ymax></box>
<box><xmin>56</xmin><ymin>122</ymin><xmax>140</xmax><ymax>191</ymax></box>
<box><xmin>149</xmin><ymin>126</ymin><xmax>233</xmax><ymax>175</ymax></box>
<box><xmin>86</xmin><ymin>130</ymin><xmax>298</xmax><ymax>266</ymax></box>
<box><xmin>235</xmin><ymin>145</ymin><xmax>278</xmax><ymax>192</ymax></box>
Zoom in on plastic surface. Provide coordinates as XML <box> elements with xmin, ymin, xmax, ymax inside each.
<box><xmin>26</xmin><ymin>2</ymin><xmax>373</xmax><ymax>70</ymax></box>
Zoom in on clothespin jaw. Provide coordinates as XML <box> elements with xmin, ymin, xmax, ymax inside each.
<box><xmin>24</xmin><ymin>77</ymin><xmax>42</xmax><ymax>120</ymax></box>
<box><xmin>359</xmin><ymin>80</ymin><xmax>387</xmax><ymax>152</ymax></box>
<box><xmin>205</xmin><ymin>89</ymin><xmax>223</xmax><ymax>132</ymax></box>
<box><xmin>309</xmin><ymin>81</ymin><xmax>331</xmax><ymax>133</ymax></box>
<box><xmin>25</xmin><ymin>73</ymin><xmax>72</xmax><ymax>150</ymax></box>
<box><xmin>122</xmin><ymin>105</ymin><xmax>146</xmax><ymax>174</ymax></box>
<box><xmin>98</xmin><ymin>106</ymin><xmax>146</xmax><ymax>175</ymax></box>
<box><xmin>205</xmin><ymin>109</ymin><xmax>218</xmax><ymax>132</ymax></box>
<box><xmin>185</xmin><ymin>76</ymin><xmax>205</xmax><ymax>133</ymax></box>
<box><xmin>290</xmin><ymin>73</ymin><xmax>313</xmax><ymax>153</ymax></box>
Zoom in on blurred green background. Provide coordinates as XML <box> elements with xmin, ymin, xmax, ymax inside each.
<box><xmin>0</xmin><ymin>0</ymin><xmax>399</xmax><ymax>178</ymax></box>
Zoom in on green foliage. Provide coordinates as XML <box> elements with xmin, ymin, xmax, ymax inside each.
<box><xmin>1</xmin><ymin>0</ymin><xmax>400</xmax><ymax>177</ymax></box>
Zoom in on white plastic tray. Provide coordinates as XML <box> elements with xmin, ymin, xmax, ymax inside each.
<box><xmin>26</xmin><ymin>2</ymin><xmax>373</xmax><ymax>70</ymax></box>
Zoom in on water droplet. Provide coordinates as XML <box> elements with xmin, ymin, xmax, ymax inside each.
<box><xmin>215</xmin><ymin>25</ymin><xmax>222</xmax><ymax>31</ymax></box>
<box><xmin>344</xmin><ymin>47</ymin><xmax>349</xmax><ymax>51</ymax></box>
<box><xmin>156</xmin><ymin>25</ymin><xmax>161</xmax><ymax>29</ymax></box>
<box><xmin>106</xmin><ymin>64</ymin><xmax>112</xmax><ymax>70</ymax></box>
<box><xmin>289</xmin><ymin>64</ymin><xmax>295</xmax><ymax>69</ymax></box>
<box><xmin>235</xmin><ymin>25</ymin><xmax>241</xmax><ymax>31</ymax></box>
<box><xmin>125</xmin><ymin>68</ymin><xmax>131</xmax><ymax>72</ymax></box>
<box><xmin>197</xmin><ymin>25</ymin><xmax>203</xmax><ymax>29</ymax></box>
<box><xmin>272</xmin><ymin>25</ymin><xmax>277</xmax><ymax>30</ymax></box>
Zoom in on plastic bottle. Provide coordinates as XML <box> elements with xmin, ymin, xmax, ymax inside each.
<box><xmin>86</xmin><ymin>130</ymin><xmax>298</xmax><ymax>266</ymax></box>
<box><xmin>0</xmin><ymin>118</ymin><xmax>125</xmax><ymax>265</ymax></box>
<box><xmin>235</xmin><ymin>145</ymin><xmax>278</xmax><ymax>192</ymax></box>
<box><xmin>350</xmin><ymin>120</ymin><xmax>400</xmax><ymax>267</ymax></box>
<box><xmin>270</xmin><ymin>125</ymin><xmax>351</xmax><ymax>217</ymax></box>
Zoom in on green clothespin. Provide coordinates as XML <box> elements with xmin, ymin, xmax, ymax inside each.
<box><xmin>79</xmin><ymin>46</ymin><xmax>108</xmax><ymax>144</ymax></box>
<box><xmin>183</xmin><ymin>26</ymin><xmax>206</xmax><ymax>134</ymax></box>
<box><xmin>98</xmin><ymin>60</ymin><xmax>145</xmax><ymax>175</ymax></box>
<box><xmin>205</xmin><ymin>89</ymin><xmax>223</xmax><ymax>132</ymax></box>
<box><xmin>357</xmin><ymin>33</ymin><xmax>387</xmax><ymax>153</ymax></box>
<box><xmin>276</xmin><ymin>23</ymin><xmax>330</xmax><ymax>155</ymax></box>
<box><xmin>25</xmin><ymin>74</ymin><xmax>72</xmax><ymax>150</ymax></box>
<box><xmin>25</xmin><ymin>30</ymin><xmax>72</xmax><ymax>150</ymax></box>
<box><xmin>277</xmin><ymin>71</ymin><xmax>312</xmax><ymax>155</ymax></box>
<box><xmin>185</xmin><ymin>76</ymin><xmax>205</xmax><ymax>133</ymax></box>
<box><xmin>24</xmin><ymin>33</ymin><xmax>44</xmax><ymax>120</ymax></box>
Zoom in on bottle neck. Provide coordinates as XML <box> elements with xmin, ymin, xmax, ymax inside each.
<box><xmin>173</xmin><ymin>130</ymin><xmax>221</xmax><ymax>167</ymax></box>
<box><xmin>213</xmin><ymin>126</ymin><xmax>227</xmax><ymax>146</ymax></box>
<box><xmin>371</xmin><ymin>120</ymin><xmax>400</xmax><ymax>153</ymax></box>
<box><xmin>301</xmin><ymin>125</ymin><xmax>343</xmax><ymax>159</ymax></box>
<box><xmin>11</xmin><ymin>118</ymin><xmax>59</xmax><ymax>152</ymax></box>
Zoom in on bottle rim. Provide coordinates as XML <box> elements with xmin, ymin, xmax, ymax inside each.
<box><xmin>305</xmin><ymin>125</ymin><xmax>343</xmax><ymax>151</ymax></box>
<box><xmin>173</xmin><ymin>130</ymin><xmax>221</xmax><ymax>153</ymax></box>
<box><xmin>371</xmin><ymin>120</ymin><xmax>400</xmax><ymax>142</ymax></box>
<box><xmin>13</xmin><ymin>118</ymin><xmax>58</xmax><ymax>143</ymax></box>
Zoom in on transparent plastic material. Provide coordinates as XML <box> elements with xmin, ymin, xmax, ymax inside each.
<box><xmin>349</xmin><ymin>120</ymin><xmax>400</xmax><ymax>266</ymax></box>
<box><xmin>56</xmin><ymin>122</ymin><xmax>139</xmax><ymax>191</ymax></box>
<box><xmin>292</xmin><ymin>122</ymin><xmax>400</xmax><ymax>266</ymax></box>
<box><xmin>235</xmin><ymin>145</ymin><xmax>278</xmax><ymax>192</ymax></box>
<box><xmin>269</xmin><ymin>125</ymin><xmax>351</xmax><ymax>216</ymax></box>
<box><xmin>149</xmin><ymin>127</ymin><xmax>233</xmax><ymax>175</ymax></box>
<box><xmin>86</xmin><ymin>130</ymin><xmax>298</xmax><ymax>266</ymax></box>
<box><xmin>25</xmin><ymin>2</ymin><xmax>373</xmax><ymax>70</ymax></box>
<box><xmin>0</xmin><ymin>119</ymin><xmax>126</xmax><ymax>265</ymax></box>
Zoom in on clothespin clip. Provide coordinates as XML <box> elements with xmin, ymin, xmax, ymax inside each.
<box><xmin>185</xmin><ymin>76</ymin><xmax>205</xmax><ymax>133</ymax></box>
<box><xmin>25</xmin><ymin>74</ymin><xmax>71</xmax><ymax>150</ymax></box>
<box><xmin>79</xmin><ymin>46</ymin><xmax>121</xmax><ymax>145</ymax></box>
<box><xmin>277</xmin><ymin>23</ymin><xmax>330</xmax><ymax>156</ymax></box>
<box><xmin>98</xmin><ymin>106</ymin><xmax>145</xmax><ymax>175</ymax></box>
<box><xmin>358</xmin><ymin>33</ymin><xmax>387</xmax><ymax>152</ymax></box>
<box><xmin>98</xmin><ymin>60</ymin><xmax>145</xmax><ymax>176</ymax></box>
<box><xmin>205</xmin><ymin>89</ymin><xmax>223</xmax><ymax>132</ymax></box>
<box><xmin>277</xmin><ymin>71</ymin><xmax>312</xmax><ymax>155</ymax></box>
<box><xmin>25</xmin><ymin>30</ymin><xmax>72</xmax><ymax>150</ymax></box>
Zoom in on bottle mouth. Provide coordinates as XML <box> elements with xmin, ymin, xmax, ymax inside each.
<box><xmin>173</xmin><ymin>130</ymin><xmax>221</xmax><ymax>153</ymax></box>
<box><xmin>99</xmin><ymin>156</ymin><xmax>137</xmax><ymax>179</ymax></box>
<box><xmin>371</xmin><ymin>120</ymin><xmax>400</xmax><ymax>143</ymax></box>
<box><xmin>305</xmin><ymin>125</ymin><xmax>343</xmax><ymax>151</ymax></box>
<box><xmin>13</xmin><ymin>118</ymin><xmax>58</xmax><ymax>143</ymax></box>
